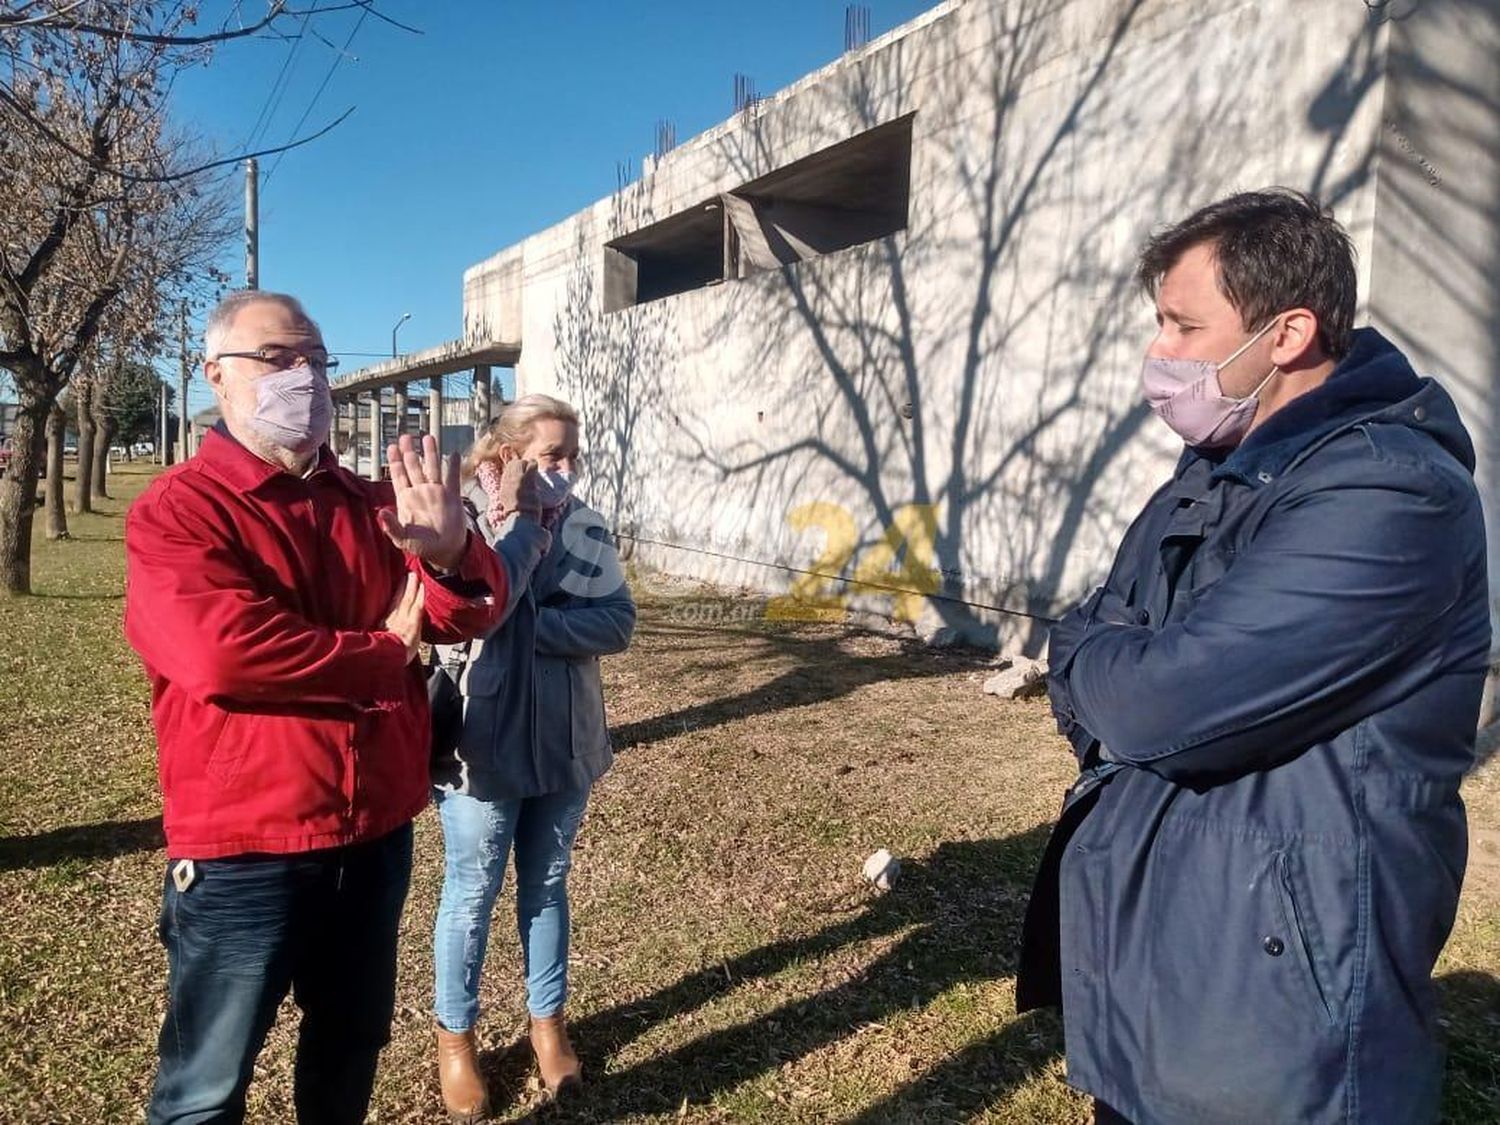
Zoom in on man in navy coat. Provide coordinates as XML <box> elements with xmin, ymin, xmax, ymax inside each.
<box><xmin>1018</xmin><ymin>189</ymin><xmax>1490</xmax><ymax>1124</ymax></box>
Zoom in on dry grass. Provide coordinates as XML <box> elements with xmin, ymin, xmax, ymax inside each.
<box><xmin>0</xmin><ymin>461</ymin><xmax>1495</xmax><ymax>1123</ymax></box>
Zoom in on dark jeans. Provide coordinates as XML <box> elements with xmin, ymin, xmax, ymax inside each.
<box><xmin>148</xmin><ymin>823</ymin><xmax>414</xmax><ymax>1125</ymax></box>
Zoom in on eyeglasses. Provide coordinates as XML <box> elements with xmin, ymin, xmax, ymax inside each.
<box><xmin>213</xmin><ymin>346</ymin><xmax>339</xmax><ymax>378</ymax></box>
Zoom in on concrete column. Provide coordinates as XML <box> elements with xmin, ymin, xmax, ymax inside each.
<box><xmin>349</xmin><ymin>397</ymin><xmax>360</xmax><ymax>477</ymax></box>
<box><xmin>394</xmin><ymin>384</ymin><xmax>409</xmax><ymax>440</ymax></box>
<box><xmin>367</xmin><ymin>390</ymin><xmax>382</xmax><ymax>481</ymax></box>
<box><xmin>430</xmin><ymin>375</ymin><xmax>444</xmax><ymax>457</ymax></box>
<box><xmin>473</xmin><ymin>365</ymin><xmax>492</xmax><ymax>430</ymax></box>
<box><xmin>159</xmin><ymin>381</ymin><xmax>171</xmax><ymax>465</ymax></box>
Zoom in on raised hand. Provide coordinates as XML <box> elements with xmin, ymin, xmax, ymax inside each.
<box><xmin>497</xmin><ymin>456</ymin><xmax>543</xmax><ymax>519</ymax></box>
<box><xmin>378</xmin><ymin>434</ymin><xmax>466</xmax><ymax>570</ymax></box>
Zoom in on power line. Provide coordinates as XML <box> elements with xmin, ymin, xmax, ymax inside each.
<box><xmin>264</xmin><ymin>6</ymin><xmax>368</xmax><ymax>184</ymax></box>
<box><xmin>614</xmin><ymin>533</ymin><xmax>1060</xmax><ymax>624</ymax></box>
<box><xmin>241</xmin><ymin>9</ymin><xmax>312</xmax><ymax>153</ymax></box>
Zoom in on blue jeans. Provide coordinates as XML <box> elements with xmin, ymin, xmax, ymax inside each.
<box><xmin>432</xmin><ymin>786</ymin><xmax>590</xmax><ymax>1031</ymax></box>
<box><xmin>148</xmin><ymin>824</ymin><xmax>413</xmax><ymax>1125</ymax></box>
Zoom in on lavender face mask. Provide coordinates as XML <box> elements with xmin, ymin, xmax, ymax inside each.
<box><xmin>247</xmin><ymin>363</ymin><xmax>333</xmax><ymax>456</ymax></box>
<box><xmin>1141</xmin><ymin>319</ymin><xmax>1279</xmax><ymax>449</ymax></box>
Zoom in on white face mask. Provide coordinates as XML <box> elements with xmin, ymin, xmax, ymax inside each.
<box><xmin>535</xmin><ymin>467</ymin><xmax>575</xmax><ymax>508</ymax></box>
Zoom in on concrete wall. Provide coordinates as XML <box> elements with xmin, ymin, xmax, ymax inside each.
<box><xmin>1363</xmin><ymin>0</ymin><xmax>1500</xmax><ymax>713</ymax></box>
<box><xmin>463</xmin><ymin>0</ymin><xmax>1493</xmax><ymax>655</ymax></box>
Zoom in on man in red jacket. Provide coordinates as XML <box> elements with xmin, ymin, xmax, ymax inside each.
<box><xmin>125</xmin><ymin>290</ymin><xmax>516</xmax><ymax>1124</ymax></box>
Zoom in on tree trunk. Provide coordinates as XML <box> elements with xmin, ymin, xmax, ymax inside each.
<box><xmin>93</xmin><ymin>419</ymin><xmax>115</xmax><ymax>499</ymax></box>
<box><xmin>45</xmin><ymin>405</ymin><xmax>70</xmax><ymax>541</ymax></box>
<box><xmin>73</xmin><ymin>378</ymin><xmax>95</xmax><ymax>514</ymax></box>
<box><xmin>93</xmin><ymin>361</ymin><xmax>116</xmax><ymax>499</ymax></box>
<box><xmin>0</xmin><ymin>395</ymin><xmax>49</xmax><ymax>594</ymax></box>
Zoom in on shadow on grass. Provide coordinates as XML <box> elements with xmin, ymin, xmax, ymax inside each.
<box><xmin>612</xmin><ymin>619</ymin><xmax>995</xmax><ymax>750</ymax></box>
<box><xmin>1438</xmin><ymin>970</ymin><xmax>1500</xmax><ymax>1122</ymax></box>
<box><xmin>481</xmin><ymin>827</ymin><xmax>1061</xmax><ymax>1120</ymax></box>
<box><xmin>31</xmin><ymin>591</ymin><xmax>125</xmax><ymax>601</ymax></box>
<box><xmin>0</xmin><ymin>815</ymin><xmax>163</xmax><ymax>871</ymax></box>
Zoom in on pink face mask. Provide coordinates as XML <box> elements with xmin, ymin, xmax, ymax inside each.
<box><xmin>247</xmin><ymin>363</ymin><xmax>333</xmax><ymax>456</ymax></box>
<box><xmin>1141</xmin><ymin>319</ymin><xmax>1279</xmax><ymax>449</ymax></box>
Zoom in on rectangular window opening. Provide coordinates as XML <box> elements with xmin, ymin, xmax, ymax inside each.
<box><xmin>604</xmin><ymin>113</ymin><xmax>914</xmax><ymax>312</ymax></box>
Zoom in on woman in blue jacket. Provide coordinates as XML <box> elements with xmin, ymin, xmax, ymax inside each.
<box><xmin>430</xmin><ymin>394</ymin><xmax>635</xmax><ymax>1120</ymax></box>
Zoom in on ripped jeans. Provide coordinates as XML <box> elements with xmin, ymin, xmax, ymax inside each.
<box><xmin>432</xmin><ymin>786</ymin><xmax>591</xmax><ymax>1031</ymax></box>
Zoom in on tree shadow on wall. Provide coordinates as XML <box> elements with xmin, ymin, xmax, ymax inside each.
<box><xmin>549</xmin><ymin>0</ymin><xmax>1452</xmax><ymax>658</ymax></box>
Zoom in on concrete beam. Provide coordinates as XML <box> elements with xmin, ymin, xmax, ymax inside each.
<box><xmin>330</xmin><ymin>338</ymin><xmax>520</xmax><ymax>398</ymax></box>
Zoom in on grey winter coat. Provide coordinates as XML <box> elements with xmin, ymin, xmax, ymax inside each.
<box><xmin>1017</xmin><ymin>329</ymin><xmax>1491</xmax><ymax>1124</ymax></box>
<box><xmin>431</xmin><ymin>484</ymin><xmax>635</xmax><ymax>800</ymax></box>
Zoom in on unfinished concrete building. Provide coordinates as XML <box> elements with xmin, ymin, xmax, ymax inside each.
<box><xmin>460</xmin><ymin>0</ymin><xmax>1500</xmax><ymax>682</ymax></box>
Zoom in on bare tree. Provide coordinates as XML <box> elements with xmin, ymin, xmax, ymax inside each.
<box><xmin>0</xmin><ymin>3</ymin><xmax>318</xmax><ymax>592</ymax></box>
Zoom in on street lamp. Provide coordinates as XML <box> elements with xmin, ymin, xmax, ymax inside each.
<box><xmin>391</xmin><ymin>312</ymin><xmax>411</xmax><ymax>358</ymax></box>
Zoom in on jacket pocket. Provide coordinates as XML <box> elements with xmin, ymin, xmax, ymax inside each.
<box><xmin>1274</xmin><ymin>850</ymin><xmax>1338</xmax><ymax>1026</ymax></box>
<box><xmin>1140</xmin><ymin>824</ymin><xmax>1347</xmax><ymax>1121</ymax></box>
<box><xmin>205</xmin><ymin>712</ymin><xmax>260</xmax><ymax>788</ymax></box>
<box><xmin>464</xmin><ymin>653</ymin><xmax>507</xmax><ymax>698</ymax></box>
<box><xmin>568</xmin><ymin>657</ymin><xmax>609</xmax><ymax>760</ymax></box>
<box><xmin>536</xmin><ymin>654</ymin><xmax>574</xmax><ymax>758</ymax></box>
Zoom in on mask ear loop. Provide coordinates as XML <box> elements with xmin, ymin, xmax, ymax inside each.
<box><xmin>1201</xmin><ymin>321</ymin><xmax>1283</xmax><ymax>444</ymax></box>
<box><xmin>1242</xmin><ymin>363</ymin><xmax>1281</xmax><ymax>403</ymax></box>
<box><xmin>1217</xmin><ymin>316</ymin><xmax>1280</xmax><ymax>374</ymax></box>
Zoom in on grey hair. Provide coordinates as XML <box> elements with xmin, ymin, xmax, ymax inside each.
<box><xmin>204</xmin><ymin>290</ymin><xmax>319</xmax><ymax>358</ymax></box>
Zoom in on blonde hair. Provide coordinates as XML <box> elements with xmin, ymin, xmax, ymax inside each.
<box><xmin>463</xmin><ymin>393</ymin><xmax>580</xmax><ymax>478</ymax></box>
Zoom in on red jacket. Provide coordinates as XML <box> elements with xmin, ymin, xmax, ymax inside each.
<box><xmin>124</xmin><ymin>428</ymin><xmax>508</xmax><ymax>859</ymax></box>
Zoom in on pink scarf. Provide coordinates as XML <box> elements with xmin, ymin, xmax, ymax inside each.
<box><xmin>474</xmin><ymin>460</ymin><xmax>509</xmax><ymax>530</ymax></box>
<box><xmin>475</xmin><ymin>460</ymin><xmax>567</xmax><ymax>531</ymax></box>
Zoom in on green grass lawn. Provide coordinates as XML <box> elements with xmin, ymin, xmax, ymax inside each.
<box><xmin>0</xmin><ymin>462</ymin><xmax>1496</xmax><ymax>1122</ymax></box>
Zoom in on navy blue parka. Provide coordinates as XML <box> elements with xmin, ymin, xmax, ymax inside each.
<box><xmin>1018</xmin><ymin>329</ymin><xmax>1490</xmax><ymax>1123</ymax></box>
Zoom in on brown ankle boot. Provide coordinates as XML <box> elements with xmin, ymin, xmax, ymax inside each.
<box><xmin>436</xmin><ymin>1025</ymin><xmax>489</xmax><ymax>1122</ymax></box>
<box><xmin>530</xmin><ymin>1013</ymin><xmax>582</xmax><ymax>1098</ymax></box>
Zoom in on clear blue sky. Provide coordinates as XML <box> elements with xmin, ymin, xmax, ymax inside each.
<box><xmin>169</xmin><ymin>0</ymin><xmax>935</xmax><ymax>416</ymax></box>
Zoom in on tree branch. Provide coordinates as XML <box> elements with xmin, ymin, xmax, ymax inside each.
<box><xmin>0</xmin><ymin>85</ymin><xmax>354</xmax><ymax>183</ymax></box>
<box><xmin>0</xmin><ymin>1</ymin><xmax>422</xmax><ymax>44</ymax></box>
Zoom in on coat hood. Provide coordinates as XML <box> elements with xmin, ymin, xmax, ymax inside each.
<box><xmin>1214</xmin><ymin>327</ymin><xmax>1476</xmax><ymax>485</ymax></box>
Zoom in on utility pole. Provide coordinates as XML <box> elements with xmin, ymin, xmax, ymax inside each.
<box><xmin>245</xmin><ymin>158</ymin><xmax>259</xmax><ymax>289</ymax></box>
<box><xmin>159</xmin><ymin>380</ymin><xmax>170</xmax><ymax>466</ymax></box>
<box><xmin>178</xmin><ymin>301</ymin><xmax>190</xmax><ymax>461</ymax></box>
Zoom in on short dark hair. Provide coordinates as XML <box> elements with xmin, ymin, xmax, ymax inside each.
<box><xmin>1136</xmin><ymin>189</ymin><xmax>1357</xmax><ymax>358</ymax></box>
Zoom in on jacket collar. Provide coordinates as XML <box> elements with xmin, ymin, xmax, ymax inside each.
<box><xmin>198</xmin><ymin>423</ymin><xmax>357</xmax><ymax>496</ymax></box>
<box><xmin>1205</xmin><ymin>327</ymin><xmax>1424</xmax><ymax>487</ymax></box>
